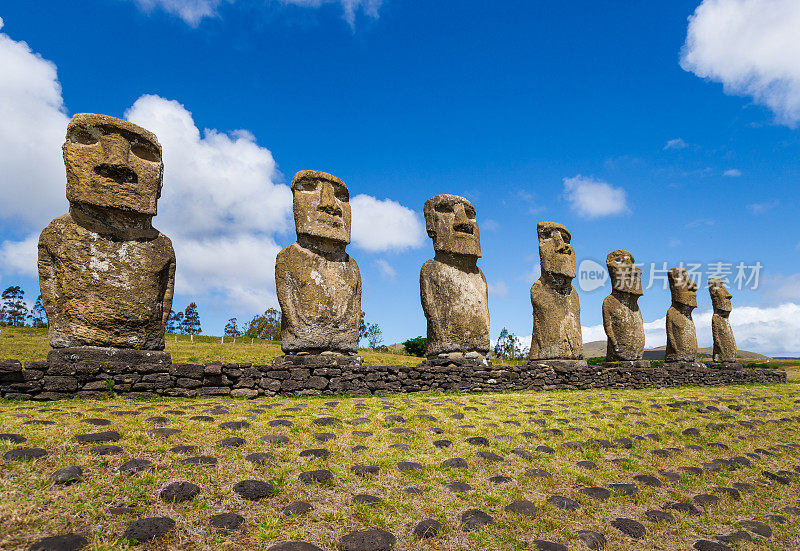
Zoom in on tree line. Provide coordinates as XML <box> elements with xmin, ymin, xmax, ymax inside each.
<box><xmin>0</xmin><ymin>286</ymin><xmax>47</xmax><ymax>327</ymax></box>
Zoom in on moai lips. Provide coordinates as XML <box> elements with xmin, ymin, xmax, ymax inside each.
<box><xmin>420</xmin><ymin>194</ymin><xmax>489</xmax><ymax>361</ymax></box>
<box><xmin>528</xmin><ymin>221</ymin><xmax>582</xmax><ymax>361</ymax></box>
<box><xmin>38</xmin><ymin>114</ymin><xmax>175</xmax><ymax>350</ymax></box>
<box><xmin>275</xmin><ymin>171</ymin><xmax>361</xmax><ymax>358</ymax></box>
<box><xmin>602</xmin><ymin>250</ymin><xmax>645</xmax><ymax>361</ymax></box>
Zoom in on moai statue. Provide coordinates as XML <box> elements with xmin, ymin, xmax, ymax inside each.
<box><xmin>602</xmin><ymin>250</ymin><xmax>646</xmax><ymax>365</ymax></box>
<box><xmin>420</xmin><ymin>194</ymin><xmax>490</xmax><ymax>365</ymax></box>
<box><xmin>528</xmin><ymin>221</ymin><xmax>584</xmax><ymax>365</ymax></box>
<box><xmin>664</xmin><ymin>267</ymin><xmax>699</xmax><ymax>364</ymax></box>
<box><xmin>275</xmin><ymin>170</ymin><xmax>362</xmax><ymax>366</ymax></box>
<box><xmin>709</xmin><ymin>278</ymin><xmax>741</xmax><ymax>369</ymax></box>
<box><xmin>38</xmin><ymin>113</ymin><xmax>175</xmax><ymax>364</ymax></box>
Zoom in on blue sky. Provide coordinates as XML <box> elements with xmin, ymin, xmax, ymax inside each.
<box><xmin>1</xmin><ymin>0</ymin><xmax>799</xmax><ymax>355</ymax></box>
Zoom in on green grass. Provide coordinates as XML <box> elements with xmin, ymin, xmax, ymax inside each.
<box><xmin>1</xmin><ymin>384</ymin><xmax>799</xmax><ymax>549</ymax></box>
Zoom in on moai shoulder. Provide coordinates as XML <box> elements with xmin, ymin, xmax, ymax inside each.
<box><xmin>38</xmin><ymin>113</ymin><xmax>175</xmax><ymax>354</ymax></box>
<box><xmin>275</xmin><ymin>171</ymin><xmax>361</xmax><ymax>364</ymax></box>
<box><xmin>419</xmin><ymin>194</ymin><xmax>490</xmax><ymax>364</ymax></box>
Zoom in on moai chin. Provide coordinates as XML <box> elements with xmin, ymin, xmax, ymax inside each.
<box><xmin>275</xmin><ymin>170</ymin><xmax>361</xmax><ymax>364</ymax></box>
<box><xmin>709</xmin><ymin>278</ymin><xmax>738</xmax><ymax>365</ymax></box>
<box><xmin>38</xmin><ymin>113</ymin><xmax>176</xmax><ymax>355</ymax></box>
<box><xmin>664</xmin><ymin>267</ymin><xmax>698</xmax><ymax>363</ymax></box>
<box><xmin>602</xmin><ymin>249</ymin><xmax>645</xmax><ymax>362</ymax></box>
<box><xmin>528</xmin><ymin>221</ymin><xmax>583</xmax><ymax>362</ymax></box>
<box><xmin>420</xmin><ymin>194</ymin><xmax>490</xmax><ymax>363</ymax></box>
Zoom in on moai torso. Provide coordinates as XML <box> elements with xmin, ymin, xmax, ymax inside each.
<box><xmin>709</xmin><ymin>278</ymin><xmax>736</xmax><ymax>362</ymax></box>
<box><xmin>602</xmin><ymin>250</ymin><xmax>644</xmax><ymax>361</ymax></box>
<box><xmin>420</xmin><ymin>194</ymin><xmax>490</xmax><ymax>359</ymax></box>
<box><xmin>420</xmin><ymin>257</ymin><xmax>489</xmax><ymax>357</ymax></box>
<box><xmin>276</xmin><ymin>171</ymin><xmax>361</xmax><ymax>356</ymax></box>
<box><xmin>529</xmin><ymin>221</ymin><xmax>582</xmax><ymax>360</ymax></box>
<box><xmin>39</xmin><ymin>214</ymin><xmax>175</xmax><ymax>349</ymax></box>
<box><xmin>38</xmin><ymin>113</ymin><xmax>175</xmax><ymax>350</ymax></box>
<box><xmin>664</xmin><ymin>267</ymin><xmax>698</xmax><ymax>362</ymax></box>
<box><xmin>276</xmin><ymin>242</ymin><xmax>361</xmax><ymax>354</ymax></box>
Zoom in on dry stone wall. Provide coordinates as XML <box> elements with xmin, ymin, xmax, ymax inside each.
<box><xmin>0</xmin><ymin>358</ymin><xmax>786</xmax><ymax>400</ymax></box>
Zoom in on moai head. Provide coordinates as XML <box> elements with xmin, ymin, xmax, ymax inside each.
<box><xmin>708</xmin><ymin>278</ymin><xmax>732</xmax><ymax>315</ymax></box>
<box><xmin>668</xmin><ymin>267</ymin><xmax>698</xmax><ymax>308</ymax></box>
<box><xmin>423</xmin><ymin>194</ymin><xmax>481</xmax><ymax>258</ymax></box>
<box><xmin>64</xmin><ymin>113</ymin><xmax>163</xmax><ymax>216</ymax></box>
<box><xmin>291</xmin><ymin>170</ymin><xmax>351</xmax><ymax>245</ymax></box>
<box><xmin>606</xmin><ymin>249</ymin><xmax>643</xmax><ymax>296</ymax></box>
<box><xmin>538</xmin><ymin>221</ymin><xmax>575</xmax><ymax>279</ymax></box>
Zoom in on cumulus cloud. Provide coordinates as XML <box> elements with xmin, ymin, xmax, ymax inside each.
<box><xmin>128</xmin><ymin>0</ymin><xmax>382</xmax><ymax>27</ymax></box>
<box><xmin>350</xmin><ymin>194</ymin><xmax>425</xmax><ymax>252</ymax></box>
<box><xmin>746</xmin><ymin>199</ymin><xmax>779</xmax><ymax>214</ymax></box>
<box><xmin>0</xmin><ymin>19</ymin><xmax>70</xmax><ymax>227</ymax></box>
<box><xmin>487</xmin><ymin>280</ymin><xmax>509</xmax><ymax>299</ymax></box>
<box><xmin>562</xmin><ymin>175</ymin><xmax>630</xmax><ymax>219</ymax></box>
<box><xmin>375</xmin><ymin>259</ymin><xmax>396</xmax><ymax>281</ymax></box>
<box><xmin>681</xmin><ymin>0</ymin><xmax>800</xmax><ymax>126</ymax></box>
<box><xmin>723</xmin><ymin>168</ymin><xmax>742</xmax><ymax>177</ymax></box>
<box><xmin>0</xmin><ymin>234</ymin><xmax>38</xmax><ymax>277</ymax></box>
<box><xmin>664</xmin><ymin>138</ymin><xmax>688</xmax><ymax>150</ymax></box>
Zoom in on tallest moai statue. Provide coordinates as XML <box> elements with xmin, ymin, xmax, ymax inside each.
<box><xmin>38</xmin><ymin>113</ymin><xmax>176</xmax><ymax>361</ymax></box>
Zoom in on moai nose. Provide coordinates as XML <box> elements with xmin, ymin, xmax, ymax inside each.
<box><xmin>454</xmin><ymin>203</ymin><xmax>468</xmax><ymax>222</ymax></box>
<box><xmin>101</xmin><ymin>134</ymin><xmax>131</xmax><ymax>166</ymax></box>
<box><xmin>318</xmin><ymin>182</ymin><xmax>341</xmax><ymax>215</ymax></box>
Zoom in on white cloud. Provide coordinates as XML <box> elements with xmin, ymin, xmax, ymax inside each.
<box><xmin>522</xmin><ymin>262</ymin><xmax>541</xmax><ymax>284</ymax></box>
<box><xmin>0</xmin><ymin>234</ymin><xmax>38</xmax><ymax>277</ymax></box>
<box><xmin>681</xmin><ymin>0</ymin><xmax>800</xmax><ymax>127</ymax></box>
<box><xmin>723</xmin><ymin>168</ymin><xmax>742</xmax><ymax>177</ymax></box>
<box><xmin>128</xmin><ymin>0</ymin><xmax>382</xmax><ymax>28</ymax></box>
<box><xmin>375</xmin><ymin>259</ymin><xmax>396</xmax><ymax>281</ymax></box>
<box><xmin>0</xmin><ymin>19</ymin><xmax>70</xmax><ymax>227</ymax></box>
<box><xmin>487</xmin><ymin>280</ymin><xmax>509</xmax><ymax>299</ymax></box>
<box><xmin>746</xmin><ymin>199</ymin><xmax>778</xmax><ymax>214</ymax></box>
<box><xmin>350</xmin><ymin>194</ymin><xmax>425</xmax><ymax>253</ymax></box>
<box><xmin>664</xmin><ymin>138</ymin><xmax>689</xmax><ymax>150</ymax></box>
<box><xmin>562</xmin><ymin>175</ymin><xmax>630</xmax><ymax>218</ymax></box>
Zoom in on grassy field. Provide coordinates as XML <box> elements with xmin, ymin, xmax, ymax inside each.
<box><xmin>1</xmin><ymin>384</ymin><xmax>799</xmax><ymax>550</ymax></box>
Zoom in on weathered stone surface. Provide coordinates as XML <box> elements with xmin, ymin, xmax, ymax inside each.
<box><xmin>123</xmin><ymin>517</ymin><xmax>175</xmax><ymax>543</ymax></box>
<box><xmin>28</xmin><ymin>534</ymin><xmax>89</xmax><ymax>551</ymax></box>
<box><xmin>339</xmin><ymin>529</ymin><xmax>396</xmax><ymax>551</ymax></box>
<box><xmin>420</xmin><ymin>194</ymin><xmax>489</xmax><ymax>359</ymax></box>
<box><xmin>528</xmin><ymin>222</ymin><xmax>582</xmax><ymax>360</ymax></box>
<box><xmin>665</xmin><ymin>267</ymin><xmax>698</xmax><ymax>362</ymax></box>
<box><xmin>275</xmin><ymin>171</ymin><xmax>360</xmax><ymax>357</ymax></box>
<box><xmin>412</xmin><ymin>518</ymin><xmax>442</xmax><ymax>539</ymax></box>
<box><xmin>709</xmin><ymin>278</ymin><xmax>737</xmax><ymax>363</ymax></box>
<box><xmin>603</xmin><ymin>250</ymin><xmax>644</xmax><ymax>361</ymax></box>
<box><xmin>39</xmin><ymin>113</ymin><xmax>175</xmax><ymax>352</ymax></box>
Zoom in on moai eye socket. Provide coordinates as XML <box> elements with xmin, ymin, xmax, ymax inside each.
<box><xmin>69</xmin><ymin>127</ymin><xmax>99</xmax><ymax>145</ymax></box>
<box><xmin>130</xmin><ymin>141</ymin><xmax>161</xmax><ymax>163</ymax></box>
<box><xmin>295</xmin><ymin>180</ymin><xmax>318</xmax><ymax>192</ymax></box>
<box><xmin>464</xmin><ymin>204</ymin><xmax>476</xmax><ymax>219</ymax></box>
<box><xmin>434</xmin><ymin>202</ymin><xmax>454</xmax><ymax>213</ymax></box>
<box><xmin>333</xmin><ymin>184</ymin><xmax>349</xmax><ymax>202</ymax></box>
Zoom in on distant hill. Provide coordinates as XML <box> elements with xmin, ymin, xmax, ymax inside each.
<box><xmin>582</xmin><ymin>340</ymin><xmax>769</xmax><ymax>361</ymax></box>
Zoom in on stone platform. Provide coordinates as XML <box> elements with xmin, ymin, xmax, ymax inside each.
<box><xmin>0</xmin><ymin>355</ymin><xmax>787</xmax><ymax>400</ymax></box>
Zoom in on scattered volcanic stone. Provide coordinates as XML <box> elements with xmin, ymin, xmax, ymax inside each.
<box><xmin>339</xmin><ymin>529</ymin><xmax>396</xmax><ymax>551</ymax></box>
<box><xmin>4</xmin><ymin>448</ymin><xmax>47</xmax><ymax>460</ymax></box>
<box><xmin>504</xmin><ymin>500</ymin><xmax>536</xmax><ymax>517</ymax></box>
<box><xmin>120</xmin><ymin>459</ymin><xmax>153</xmax><ymax>473</ymax></box>
<box><xmin>694</xmin><ymin>541</ymin><xmax>733</xmax><ymax>551</ymax></box>
<box><xmin>679</xmin><ymin>466</ymin><xmax>703</xmax><ymax>476</ymax></box>
<box><xmin>466</xmin><ymin>436</ymin><xmax>489</xmax><ymax>446</ymax></box>
<box><xmin>576</xmin><ymin>530</ymin><xmax>607</xmax><ymax>550</ymax></box>
<box><xmin>108</xmin><ymin>506</ymin><xmax>136</xmax><ymax>515</ymax></box>
<box><xmin>713</xmin><ymin>487</ymin><xmax>740</xmax><ymax>500</ymax></box>
<box><xmin>443</xmin><ymin>457</ymin><xmax>468</xmax><ymax>469</ymax></box>
<box><xmin>446</xmin><ymin>481</ymin><xmax>472</xmax><ymax>493</ymax></box>
<box><xmin>351</xmin><ymin>464</ymin><xmax>380</xmax><ymax>476</ymax></box>
<box><xmin>91</xmin><ymin>445</ymin><xmax>122</xmax><ymax>455</ymax></box>
<box><xmin>269</xmin><ymin>420</ymin><xmax>292</xmax><ymax>427</ymax></box>
<box><xmin>51</xmin><ymin>466</ymin><xmax>82</xmax><ymax>485</ymax></box>
<box><xmin>27</xmin><ymin>534</ymin><xmax>88</xmax><ymax>551</ymax></box>
<box><xmin>262</xmin><ymin>434</ymin><xmax>290</xmax><ymax>444</ymax></box>
<box><xmin>300</xmin><ymin>448</ymin><xmax>330</xmax><ymax>460</ymax></box>
<box><xmin>147</xmin><ymin>416</ymin><xmax>169</xmax><ymax>425</ymax></box>
<box><xmin>282</xmin><ymin>501</ymin><xmax>314</xmax><ymax>515</ymax></box>
<box><xmin>233</xmin><ymin>480</ymin><xmax>275</xmax><ymax>500</ymax></box>
<box><xmin>190</xmin><ymin>416</ymin><xmax>215</xmax><ymax>422</ymax></box>
<box><xmin>536</xmin><ymin>445</ymin><xmax>555</xmax><ymax>454</ymax></box>
<box><xmin>219</xmin><ymin>421</ymin><xmax>250</xmax><ymax>430</ymax></box>
<box><xmin>148</xmin><ymin>428</ymin><xmax>181</xmax><ymax>438</ymax></box>
<box><xmin>160</xmin><ymin>482</ymin><xmax>201</xmax><ymax>503</ymax></box>
<box><xmin>413</xmin><ymin>518</ymin><xmax>442</xmax><ymax>539</ymax></box>
<box><xmin>693</xmin><ymin>494</ymin><xmax>720</xmax><ymax>506</ymax></box>
<box><xmin>659</xmin><ymin>470</ymin><xmax>680</xmax><ymax>482</ymax></box>
<box><xmin>210</xmin><ymin>513</ymin><xmax>244</xmax><ymax>530</ymax></box>
<box><xmin>0</xmin><ymin>433</ymin><xmax>26</xmax><ymax>444</ymax></box>
<box><xmin>267</xmin><ymin>543</ymin><xmax>323</xmax><ymax>551</ymax></box>
<box><xmin>489</xmin><ymin>475</ymin><xmax>512</xmax><ymax>484</ymax></box>
<box><xmin>389</xmin><ymin>443</ymin><xmax>410</xmax><ymax>451</ymax></box>
<box><xmin>611</xmin><ymin>518</ymin><xmax>645</xmax><ymax>539</ymax></box>
<box><xmin>82</xmin><ymin>418</ymin><xmax>111</xmax><ymax>426</ymax></box>
<box><xmin>683</xmin><ymin>428</ymin><xmax>701</xmax><ymax>437</ymax></box>
<box><xmin>511</xmin><ymin>448</ymin><xmax>533</xmax><ymax>460</ymax></box>
<box><xmin>532</xmin><ymin>541</ymin><xmax>567</xmax><ymax>551</ymax></box>
<box><xmin>526</xmin><ymin>468</ymin><xmax>552</xmax><ymax>478</ymax></box>
<box><xmin>314</xmin><ymin>417</ymin><xmax>341</xmax><ymax>427</ymax></box>
<box><xmin>737</xmin><ymin>520</ymin><xmax>772</xmax><ymax>538</ymax></box>
<box><xmin>576</xmin><ymin>460</ymin><xmax>597</xmax><ymax>470</ymax></box>
<box><xmin>433</xmin><ymin>439</ymin><xmax>452</xmax><ymax>448</ymax></box>
<box><xmin>123</xmin><ymin>517</ymin><xmax>175</xmax><ymax>543</ymax></box>
<box><xmin>561</xmin><ymin>440</ymin><xmax>585</xmax><ymax>449</ymax></box>
<box><xmin>665</xmin><ymin>502</ymin><xmax>701</xmax><ymax>515</ymax></box>
<box><xmin>245</xmin><ymin>452</ymin><xmax>273</xmax><ymax>464</ymax></box>
<box><xmin>299</xmin><ymin>469</ymin><xmax>333</xmax><ymax>484</ymax></box>
<box><xmin>781</xmin><ymin>506</ymin><xmax>800</xmax><ymax>516</ymax></box>
<box><xmin>731</xmin><ymin>482</ymin><xmax>754</xmax><ymax>492</ymax></box>
<box><xmin>181</xmin><ymin>456</ymin><xmax>217</xmax><ymax>466</ymax></box>
<box><xmin>314</xmin><ymin>432</ymin><xmax>336</xmax><ymax>442</ymax></box>
<box><xmin>216</xmin><ymin>437</ymin><xmax>245</xmax><ymax>447</ymax></box>
<box><xmin>634</xmin><ymin>474</ymin><xmax>662</xmax><ymax>487</ymax></box>
<box><xmin>352</xmin><ymin>494</ymin><xmax>382</xmax><ymax>507</ymax></box>
<box><xmin>397</xmin><ymin>461</ymin><xmax>423</xmax><ymax>472</ymax></box>
<box><xmin>547</xmin><ymin>495</ymin><xmax>580</xmax><ymax>511</ymax></box>
<box><xmin>351</xmin><ymin>445</ymin><xmax>367</xmax><ymax>453</ymax></box>
<box><xmin>645</xmin><ymin>510</ymin><xmax>674</xmax><ymax>522</ymax></box>
<box><xmin>762</xmin><ymin>470</ymin><xmax>791</xmax><ymax>484</ymax></box>
<box><xmin>476</xmin><ymin>451</ymin><xmax>504</xmax><ymax>462</ymax></box>
<box><xmin>170</xmin><ymin>445</ymin><xmax>197</xmax><ymax>454</ymax></box>
<box><xmin>76</xmin><ymin>431</ymin><xmax>120</xmax><ymax>443</ymax></box>
<box><xmin>580</xmin><ymin>487</ymin><xmax>610</xmax><ymax>501</ymax></box>
<box><xmin>461</xmin><ymin>509</ymin><xmax>495</xmax><ymax>531</ymax></box>
<box><xmin>713</xmin><ymin>531</ymin><xmax>752</xmax><ymax>544</ymax></box>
